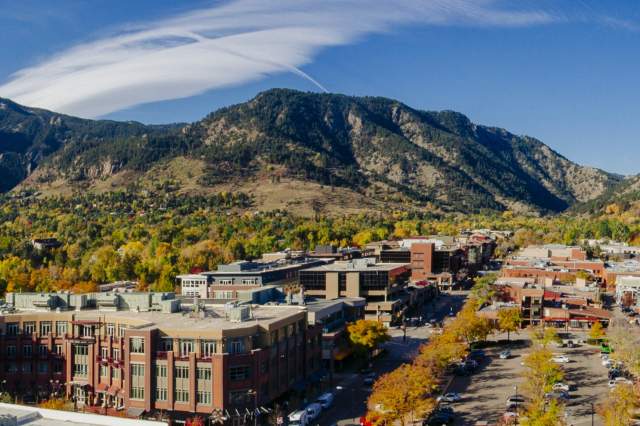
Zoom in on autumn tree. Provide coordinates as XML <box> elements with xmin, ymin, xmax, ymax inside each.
<box><xmin>588</xmin><ymin>321</ymin><xmax>605</xmax><ymax>341</ymax></box>
<box><xmin>450</xmin><ymin>301</ymin><xmax>493</xmax><ymax>345</ymax></box>
<box><xmin>521</xmin><ymin>347</ymin><xmax>564</xmax><ymax>404</ymax></box>
<box><xmin>497</xmin><ymin>307</ymin><xmax>522</xmax><ymax>342</ymax></box>
<box><xmin>530</xmin><ymin>326</ymin><xmax>561</xmax><ymax>349</ymax></box>
<box><xmin>367</xmin><ymin>364</ymin><xmax>437</xmax><ymax>426</ymax></box>
<box><xmin>347</xmin><ymin>320</ymin><xmax>390</xmax><ymax>358</ymax></box>
<box><xmin>598</xmin><ymin>383</ymin><xmax>638</xmax><ymax>426</ymax></box>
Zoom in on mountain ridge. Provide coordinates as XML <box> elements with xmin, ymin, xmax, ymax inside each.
<box><xmin>0</xmin><ymin>89</ymin><xmax>623</xmax><ymax>214</ymax></box>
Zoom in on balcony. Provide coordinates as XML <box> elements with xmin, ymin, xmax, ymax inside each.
<box><xmin>155</xmin><ymin>351</ymin><xmax>168</xmax><ymax>360</ymax></box>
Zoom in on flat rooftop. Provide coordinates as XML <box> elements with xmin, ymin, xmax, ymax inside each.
<box><xmin>301</xmin><ymin>261</ymin><xmax>409</xmax><ymax>273</ymax></box>
<box><xmin>0</xmin><ymin>403</ymin><xmax>165</xmax><ymax>426</ymax></box>
<box><xmin>3</xmin><ymin>304</ymin><xmax>306</xmax><ymax>334</ymax></box>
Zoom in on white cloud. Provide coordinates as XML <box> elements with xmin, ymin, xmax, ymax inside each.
<box><xmin>0</xmin><ymin>0</ymin><xmax>554</xmax><ymax>118</ymax></box>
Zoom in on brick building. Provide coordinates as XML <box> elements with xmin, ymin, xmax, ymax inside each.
<box><xmin>0</xmin><ymin>292</ymin><xmax>322</xmax><ymax>424</ymax></box>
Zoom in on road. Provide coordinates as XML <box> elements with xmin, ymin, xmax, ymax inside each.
<box><xmin>317</xmin><ymin>290</ymin><xmax>469</xmax><ymax>426</ymax></box>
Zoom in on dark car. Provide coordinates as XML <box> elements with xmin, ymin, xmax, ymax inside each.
<box><xmin>425</xmin><ymin>407</ymin><xmax>454</xmax><ymax>425</ymax></box>
<box><xmin>609</xmin><ymin>368</ymin><xmax>621</xmax><ymax>379</ymax></box>
<box><xmin>469</xmin><ymin>349</ymin><xmax>485</xmax><ymax>359</ymax></box>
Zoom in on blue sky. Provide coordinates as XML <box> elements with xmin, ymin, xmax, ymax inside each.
<box><xmin>1</xmin><ymin>1</ymin><xmax>640</xmax><ymax>175</ymax></box>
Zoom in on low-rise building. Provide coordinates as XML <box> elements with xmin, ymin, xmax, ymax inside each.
<box><xmin>299</xmin><ymin>258</ymin><xmax>410</xmax><ymax>326</ymax></box>
<box><xmin>177</xmin><ymin>257</ymin><xmax>331</xmax><ymax>300</ymax></box>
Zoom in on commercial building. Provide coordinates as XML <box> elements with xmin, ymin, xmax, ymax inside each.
<box><xmin>299</xmin><ymin>258</ymin><xmax>410</xmax><ymax>325</ymax></box>
<box><xmin>614</xmin><ymin>276</ymin><xmax>640</xmax><ymax>306</ymax></box>
<box><xmin>502</xmin><ymin>245</ymin><xmax>605</xmax><ymax>284</ymax></box>
<box><xmin>0</xmin><ymin>291</ymin><xmax>322</xmax><ymax>424</ymax></box>
<box><xmin>177</xmin><ymin>256</ymin><xmax>330</xmax><ymax>300</ymax></box>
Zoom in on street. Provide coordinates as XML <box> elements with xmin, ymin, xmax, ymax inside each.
<box><xmin>317</xmin><ymin>291</ymin><xmax>469</xmax><ymax>426</ymax></box>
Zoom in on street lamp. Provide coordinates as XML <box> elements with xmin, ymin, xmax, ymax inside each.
<box><xmin>513</xmin><ymin>385</ymin><xmax>519</xmax><ymax>425</ymax></box>
<box><xmin>247</xmin><ymin>389</ymin><xmax>258</xmax><ymax>426</ymax></box>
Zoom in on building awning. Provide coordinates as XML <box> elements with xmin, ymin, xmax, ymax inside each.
<box><xmin>95</xmin><ymin>383</ymin><xmax>109</xmax><ymax>392</ymax></box>
<box><xmin>126</xmin><ymin>407</ymin><xmax>145</xmax><ymax>418</ymax></box>
<box><xmin>107</xmin><ymin>385</ymin><xmax>121</xmax><ymax>395</ymax></box>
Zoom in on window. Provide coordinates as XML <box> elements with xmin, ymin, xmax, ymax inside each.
<box><xmin>175</xmin><ymin>389</ymin><xmax>189</xmax><ymax>403</ymax></box>
<box><xmin>55</xmin><ymin>345</ymin><xmax>63</xmax><ymax>355</ymax></box>
<box><xmin>130</xmin><ymin>337</ymin><xmax>145</xmax><ymax>353</ymax></box>
<box><xmin>106</xmin><ymin>323</ymin><xmax>115</xmax><ymax>336</ymax></box>
<box><xmin>101</xmin><ymin>347</ymin><xmax>109</xmax><ymax>359</ymax></box>
<box><xmin>6</xmin><ymin>322</ymin><xmax>19</xmax><ymax>336</ymax></box>
<box><xmin>228</xmin><ymin>338</ymin><xmax>245</xmax><ymax>354</ymax></box>
<box><xmin>180</xmin><ymin>339</ymin><xmax>194</xmax><ymax>356</ymax></box>
<box><xmin>229</xmin><ymin>366</ymin><xmax>250</xmax><ymax>381</ymax></box>
<box><xmin>229</xmin><ymin>391</ymin><xmax>249</xmax><ymax>405</ymax></box>
<box><xmin>38</xmin><ymin>362</ymin><xmax>48</xmax><ymax>374</ymax></box>
<box><xmin>219</xmin><ymin>279</ymin><xmax>233</xmax><ymax>285</ymax></box>
<box><xmin>214</xmin><ymin>291</ymin><xmax>233</xmax><ymax>299</ymax></box>
<box><xmin>175</xmin><ymin>366</ymin><xmax>189</xmax><ymax>379</ymax></box>
<box><xmin>24</xmin><ymin>321</ymin><xmax>36</xmax><ymax>335</ymax></box>
<box><xmin>74</xmin><ymin>345</ymin><xmax>88</xmax><ymax>356</ymax></box>
<box><xmin>40</xmin><ymin>321</ymin><xmax>52</xmax><ymax>335</ymax></box>
<box><xmin>22</xmin><ymin>363</ymin><xmax>32</xmax><ymax>373</ymax></box>
<box><xmin>197</xmin><ymin>390</ymin><xmax>211</xmax><ymax>405</ymax></box>
<box><xmin>118</xmin><ymin>325</ymin><xmax>126</xmax><ymax>337</ymax></box>
<box><xmin>81</xmin><ymin>325</ymin><xmax>93</xmax><ymax>337</ymax></box>
<box><xmin>7</xmin><ymin>345</ymin><xmax>16</xmax><ymax>357</ymax></box>
<box><xmin>113</xmin><ymin>349</ymin><xmax>120</xmax><ymax>361</ymax></box>
<box><xmin>73</xmin><ymin>363</ymin><xmax>87</xmax><ymax>377</ymax></box>
<box><xmin>130</xmin><ymin>363</ymin><xmax>145</xmax><ymax>400</ymax></box>
<box><xmin>100</xmin><ymin>365</ymin><xmax>109</xmax><ymax>377</ymax></box>
<box><xmin>200</xmin><ymin>340</ymin><xmax>216</xmax><ymax>357</ymax></box>
<box><xmin>55</xmin><ymin>321</ymin><xmax>67</xmax><ymax>336</ymax></box>
<box><xmin>53</xmin><ymin>361</ymin><xmax>63</xmax><ymax>374</ymax></box>
<box><xmin>23</xmin><ymin>345</ymin><xmax>32</xmax><ymax>358</ymax></box>
<box><xmin>197</xmin><ymin>367</ymin><xmax>211</xmax><ymax>380</ymax></box>
<box><xmin>155</xmin><ymin>388</ymin><xmax>168</xmax><ymax>401</ymax></box>
<box><xmin>6</xmin><ymin>362</ymin><xmax>17</xmax><ymax>373</ymax></box>
<box><xmin>241</xmin><ymin>279</ymin><xmax>256</xmax><ymax>285</ymax></box>
<box><xmin>160</xmin><ymin>338</ymin><xmax>173</xmax><ymax>352</ymax></box>
<box><xmin>111</xmin><ymin>368</ymin><xmax>121</xmax><ymax>380</ymax></box>
<box><xmin>156</xmin><ymin>364</ymin><xmax>167</xmax><ymax>378</ymax></box>
<box><xmin>38</xmin><ymin>344</ymin><xmax>48</xmax><ymax>357</ymax></box>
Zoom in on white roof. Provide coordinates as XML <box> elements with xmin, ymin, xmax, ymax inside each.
<box><xmin>0</xmin><ymin>403</ymin><xmax>166</xmax><ymax>426</ymax></box>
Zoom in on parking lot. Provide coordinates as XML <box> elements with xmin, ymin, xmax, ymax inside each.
<box><xmin>446</xmin><ymin>331</ymin><xmax>609</xmax><ymax>426</ymax></box>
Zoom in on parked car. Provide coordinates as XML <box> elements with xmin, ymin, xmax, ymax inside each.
<box><xmin>316</xmin><ymin>392</ymin><xmax>334</xmax><ymax>409</ymax></box>
<box><xmin>545</xmin><ymin>391</ymin><xmax>569</xmax><ymax>401</ymax></box>
<box><xmin>288</xmin><ymin>410</ymin><xmax>309</xmax><ymax>426</ymax></box>
<box><xmin>499</xmin><ymin>350</ymin><xmax>511</xmax><ymax>359</ymax></box>
<box><xmin>437</xmin><ymin>392</ymin><xmax>462</xmax><ymax>403</ymax></box>
<box><xmin>305</xmin><ymin>403</ymin><xmax>322</xmax><ymax>421</ymax></box>
<box><xmin>609</xmin><ymin>377</ymin><xmax>633</xmax><ymax>388</ymax></box>
<box><xmin>506</xmin><ymin>395</ymin><xmax>526</xmax><ymax>409</ymax></box>
<box><xmin>469</xmin><ymin>349</ymin><xmax>485</xmax><ymax>359</ymax></box>
<box><xmin>603</xmin><ymin>359</ymin><xmax>614</xmax><ymax>368</ymax></box>
<box><xmin>425</xmin><ymin>407</ymin><xmax>455</xmax><ymax>425</ymax></box>
<box><xmin>552</xmin><ymin>383</ymin><xmax>570</xmax><ymax>392</ymax></box>
<box><xmin>552</xmin><ymin>355</ymin><xmax>569</xmax><ymax>363</ymax></box>
<box><xmin>609</xmin><ymin>368</ymin><xmax>621</xmax><ymax>379</ymax></box>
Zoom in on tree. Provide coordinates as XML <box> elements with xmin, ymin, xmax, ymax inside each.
<box><xmin>521</xmin><ymin>347</ymin><xmax>564</xmax><ymax>404</ymax></box>
<box><xmin>39</xmin><ymin>398</ymin><xmax>67</xmax><ymax>410</ymax></box>
<box><xmin>497</xmin><ymin>308</ymin><xmax>522</xmax><ymax>342</ymax></box>
<box><xmin>598</xmin><ymin>383</ymin><xmax>638</xmax><ymax>426</ymax></box>
<box><xmin>450</xmin><ymin>302</ymin><xmax>493</xmax><ymax>345</ymax></box>
<box><xmin>530</xmin><ymin>326</ymin><xmax>561</xmax><ymax>349</ymax></box>
<box><xmin>588</xmin><ymin>321</ymin><xmax>605</xmax><ymax>341</ymax></box>
<box><xmin>347</xmin><ymin>320</ymin><xmax>390</xmax><ymax>357</ymax></box>
<box><xmin>521</xmin><ymin>398</ymin><xmax>566</xmax><ymax>426</ymax></box>
<box><xmin>471</xmin><ymin>273</ymin><xmax>498</xmax><ymax>306</ymax></box>
<box><xmin>367</xmin><ymin>364</ymin><xmax>437</xmax><ymax>426</ymax></box>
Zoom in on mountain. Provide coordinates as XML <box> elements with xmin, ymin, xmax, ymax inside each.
<box><xmin>571</xmin><ymin>175</ymin><xmax>640</xmax><ymax>214</ymax></box>
<box><xmin>0</xmin><ymin>89</ymin><xmax>621</xmax><ymax>214</ymax></box>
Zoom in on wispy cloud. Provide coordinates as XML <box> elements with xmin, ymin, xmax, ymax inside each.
<box><xmin>0</xmin><ymin>0</ymin><xmax>555</xmax><ymax>118</ymax></box>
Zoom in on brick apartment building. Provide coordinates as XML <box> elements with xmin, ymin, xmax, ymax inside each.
<box><xmin>0</xmin><ymin>292</ymin><xmax>322</xmax><ymax>424</ymax></box>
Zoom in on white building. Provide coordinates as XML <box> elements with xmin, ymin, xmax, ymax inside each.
<box><xmin>615</xmin><ymin>276</ymin><xmax>640</xmax><ymax>305</ymax></box>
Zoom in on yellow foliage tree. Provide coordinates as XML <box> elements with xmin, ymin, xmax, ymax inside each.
<box><xmin>367</xmin><ymin>364</ymin><xmax>437</xmax><ymax>426</ymax></box>
<box><xmin>497</xmin><ymin>308</ymin><xmax>522</xmax><ymax>342</ymax></box>
<box><xmin>347</xmin><ymin>320</ymin><xmax>390</xmax><ymax>357</ymax></box>
<box><xmin>588</xmin><ymin>321</ymin><xmax>605</xmax><ymax>341</ymax></box>
<box><xmin>598</xmin><ymin>383</ymin><xmax>638</xmax><ymax>426</ymax></box>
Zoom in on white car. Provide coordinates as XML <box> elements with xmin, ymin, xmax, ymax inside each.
<box><xmin>602</xmin><ymin>359</ymin><xmax>613</xmax><ymax>368</ymax></box>
<box><xmin>437</xmin><ymin>392</ymin><xmax>462</xmax><ymax>403</ymax></box>
<box><xmin>552</xmin><ymin>382</ymin><xmax>570</xmax><ymax>392</ymax></box>
<box><xmin>552</xmin><ymin>355</ymin><xmax>569</xmax><ymax>363</ymax></box>
<box><xmin>316</xmin><ymin>392</ymin><xmax>334</xmax><ymax>409</ymax></box>
<box><xmin>609</xmin><ymin>377</ymin><xmax>633</xmax><ymax>388</ymax></box>
<box><xmin>305</xmin><ymin>403</ymin><xmax>322</xmax><ymax>421</ymax></box>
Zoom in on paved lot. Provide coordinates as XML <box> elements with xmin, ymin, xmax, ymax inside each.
<box><xmin>448</xmin><ymin>331</ymin><xmax>609</xmax><ymax>426</ymax></box>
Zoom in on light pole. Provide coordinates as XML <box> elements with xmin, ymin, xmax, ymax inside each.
<box><xmin>514</xmin><ymin>385</ymin><xmax>519</xmax><ymax>425</ymax></box>
<box><xmin>247</xmin><ymin>389</ymin><xmax>258</xmax><ymax>426</ymax></box>
<box><xmin>590</xmin><ymin>402</ymin><xmax>594</xmax><ymax>426</ymax></box>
